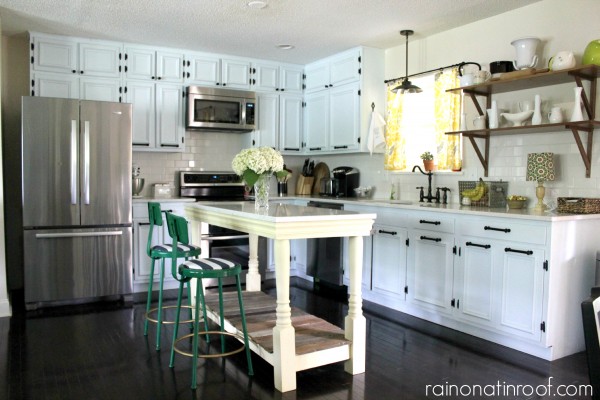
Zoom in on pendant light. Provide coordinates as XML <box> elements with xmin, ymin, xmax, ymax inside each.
<box><xmin>392</xmin><ymin>30</ymin><xmax>422</xmax><ymax>94</ymax></box>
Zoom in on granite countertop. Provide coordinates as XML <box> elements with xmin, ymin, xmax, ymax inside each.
<box><xmin>276</xmin><ymin>195</ymin><xmax>600</xmax><ymax>222</ymax></box>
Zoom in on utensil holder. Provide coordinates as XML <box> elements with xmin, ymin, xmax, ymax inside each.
<box><xmin>295</xmin><ymin>176</ymin><xmax>314</xmax><ymax>195</ymax></box>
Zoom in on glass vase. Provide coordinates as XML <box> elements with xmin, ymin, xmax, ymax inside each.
<box><xmin>254</xmin><ymin>174</ymin><xmax>271</xmax><ymax>210</ymax></box>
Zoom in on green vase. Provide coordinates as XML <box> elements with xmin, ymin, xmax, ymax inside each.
<box><xmin>582</xmin><ymin>39</ymin><xmax>600</xmax><ymax>66</ymax></box>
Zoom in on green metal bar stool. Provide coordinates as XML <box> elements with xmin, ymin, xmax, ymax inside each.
<box><xmin>143</xmin><ymin>202</ymin><xmax>201</xmax><ymax>350</ymax></box>
<box><xmin>165</xmin><ymin>212</ymin><xmax>254</xmax><ymax>390</ymax></box>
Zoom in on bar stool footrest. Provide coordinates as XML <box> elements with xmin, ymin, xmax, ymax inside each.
<box><xmin>145</xmin><ymin>305</ymin><xmax>194</xmax><ymax>325</ymax></box>
<box><xmin>173</xmin><ymin>331</ymin><xmax>246</xmax><ymax>358</ymax></box>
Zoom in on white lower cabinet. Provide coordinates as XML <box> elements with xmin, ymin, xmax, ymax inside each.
<box><xmin>371</xmin><ymin>224</ymin><xmax>407</xmax><ymax>301</ymax></box>
<box><xmin>407</xmin><ymin>229</ymin><xmax>455</xmax><ymax>315</ymax></box>
<box><xmin>349</xmin><ymin>203</ymin><xmax>597</xmax><ymax>361</ymax></box>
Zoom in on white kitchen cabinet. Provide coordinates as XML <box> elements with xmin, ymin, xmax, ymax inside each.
<box><xmin>303</xmin><ymin>90</ymin><xmax>329</xmax><ymax>152</ymax></box>
<box><xmin>31</xmin><ymin>33</ymin><xmax>122</xmax><ymax>78</ymax></box>
<box><xmin>221</xmin><ymin>58</ymin><xmax>251</xmax><ymax>89</ymax></box>
<box><xmin>31</xmin><ymin>72</ymin><xmax>79</xmax><ymax>99</ymax></box>
<box><xmin>253</xmin><ymin>62</ymin><xmax>303</xmax><ymax>93</ymax></box>
<box><xmin>302</xmin><ymin>47</ymin><xmax>385</xmax><ymax>155</ymax></box>
<box><xmin>304</xmin><ymin>48</ymin><xmax>360</xmax><ymax>93</ymax></box>
<box><xmin>453</xmin><ymin>236</ymin><xmax>495</xmax><ymax>328</ymax></box>
<box><xmin>371</xmin><ymin>224</ymin><xmax>408</xmax><ymax>302</ymax></box>
<box><xmin>125</xmin><ymin>80</ymin><xmax>184</xmax><ymax>151</ymax></box>
<box><xmin>31</xmin><ymin>72</ymin><xmax>121</xmax><ymax>102</ymax></box>
<box><xmin>124</xmin><ymin>45</ymin><xmax>185</xmax><ymax>83</ymax></box>
<box><xmin>407</xmin><ymin>229</ymin><xmax>455</xmax><ymax>315</ymax></box>
<box><xmin>186</xmin><ymin>53</ymin><xmax>251</xmax><ymax>89</ymax></box>
<box><xmin>253</xmin><ymin>92</ymin><xmax>303</xmax><ymax>152</ymax></box>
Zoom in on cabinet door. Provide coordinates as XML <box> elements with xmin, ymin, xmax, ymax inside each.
<box><xmin>125</xmin><ymin>80</ymin><xmax>156</xmax><ymax>148</ymax></box>
<box><xmin>371</xmin><ymin>224</ymin><xmax>408</xmax><ymax>299</ymax></box>
<box><xmin>133</xmin><ymin>220</ymin><xmax>162</xmax><ymax>281</ymax></box>
<box><xmin>79</xmin><ymin>77</ymin><xmax>121</xmax><ymax>102</ymax></box>
<box><xmin>303</xmin><ymin>91</ymin><xmax>329</xmax><ymax>152</ymax></box>
<box><xmin>32</xmin><ymin>72</ymin><xmax>78</xmax><ymax>99</ymax></box>
<box><xmin>221</xmin><ymin>59</ymin><xmax>251</xmax><ymax>89</ymax></box>
<box><xmin>157</xmin><ymin>51</ymin><xmax>184</xmax><ymax>82</ymax></box>
<box><xmin>279</xmin><ymin>94</ymin><xmax>303</xmax><ymax>153</ymax></box>
<box><xmin>124</xmin><ymin>46</ymin><xmax>156</xmax><ymax>80</ymax></box>
<box><xmin>407</xmin><ymin>230</ymin><xmax>454</xmax><ymax>315</ymax></box>
<box><xmin>188</xmin><ymin>54</ymin><xmax>221</xmax><ymax>86</ymax></box>
<box><xmin>280</xmin><ymin>65</ymin><xmax>304</xmax><ymax>93</ymax></box>
<box><xmin>253</xmin><ymin>62</ymin><xmax>279</xmax><ymax>92</ymax></box>
<box><xmin>497</xmin><ymin>246</ymin><xmax>545</xmax><ymax>341</ymax></box>
<box><xmin>455</xmin><ymin>237</ymin><xmax>495</xmax><ymax>327</ymax></box>
<box><xmin>32</xmin><ymin>35</ymin><xmax>78</xmax><ymax>74</ymax></box>
<box><xmin>78</xmin><ymin>42</ymin><xmax>122</xmax><ymax>78</ymax></box>
<box><xmin>255</xmin><ymin>92</ymin><xmax>279</xmax><ymax>148</ymax></box>
<box><xmin>304</xmin><ymin>60</ymin><xmax>329</xmax><ymax>93</ymax></box>
<box><xmin>329</xmin><ymin>82</ymin><xmax>360</xmax><ymax>150</ymax></box>
<box><xmin>329</xmin><ymin>49</ymin><xmax>360</xmax><ymax>87</ymax></box>
<box><xmin>156</xmin><ymin>83</ymin><xmax>184</xmax><ymax>150</ymax></box>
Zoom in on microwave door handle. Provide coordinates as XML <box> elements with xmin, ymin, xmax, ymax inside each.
<box><xmin>83</xmin><ymin>120</ymin><xmax>90</xmax><ymax>205</ymax></box>
<box><xmin>241</xmin><ymin>101</ymin><xmax>246</xmax><ymax>126</ymax></box>
<box><xmin>70</xmin><ymin>119</ymin><xmax>78</xmax><ymax>205</ymax></box>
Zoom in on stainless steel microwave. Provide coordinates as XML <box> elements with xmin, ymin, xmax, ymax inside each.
<box><xmin>186</xmin><ymin>86</ymin><xmax>256</xmax><ymax>132</ymax></box>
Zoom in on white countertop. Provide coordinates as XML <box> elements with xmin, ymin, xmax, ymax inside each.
<box><xmin>282</xmin><ymin>195</ymin><xmax>600</xmax><ymax>222</ymax></box>
<box><xmin>132</xmin><ymin>197</ymin><xmax>196</xmax><ymax>204</ymax></box>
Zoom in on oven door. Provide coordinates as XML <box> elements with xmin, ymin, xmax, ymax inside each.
<box><xmin>203</xmin><ymin>225</ymin><xmax>250</xmax><ymax>268</ymax></box>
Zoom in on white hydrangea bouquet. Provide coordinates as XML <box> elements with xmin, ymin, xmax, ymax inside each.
<box><xmin>231</xmin><ymin>146</ymin><xmax>288</xmax><ymax>186</ymax></box>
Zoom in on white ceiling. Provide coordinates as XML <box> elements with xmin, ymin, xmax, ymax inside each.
<box><xmin>0</xmin><ymin>0</ymin><xmax>540</xmax><ymax>65</ymax></box>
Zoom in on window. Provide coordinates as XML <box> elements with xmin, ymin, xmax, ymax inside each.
<box><xmin>384</xmin><ymin>68</ymin><xmax>462</xmax><ymax>172</ymax></box>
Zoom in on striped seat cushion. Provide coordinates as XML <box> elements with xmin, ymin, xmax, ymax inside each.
<box><xmin>181</xmin><ymin>258</ymin><xmax>238</xmax><ymax>271</ymax></box>
<box><xmin>152</xmin><ymin>243</ymin><xmax>200</xmax><ymax>254</ymax></box>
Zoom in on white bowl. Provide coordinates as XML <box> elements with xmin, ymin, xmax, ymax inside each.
<box><xmin>500</xmin><ymin>110</ymin><xmax>534</xmax><ymax>127</ymax></box>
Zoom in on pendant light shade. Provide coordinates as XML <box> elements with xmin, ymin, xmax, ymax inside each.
<box><xmin>392</xmin><ymin>30</ymin><xmax>422</xmax><ymax>94</ymax></box>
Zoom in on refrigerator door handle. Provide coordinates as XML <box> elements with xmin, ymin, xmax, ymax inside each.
<box><xmin>70</xmin><ymin>120</ymin><xmax>78</xmax><ymax>205</ymax></box>
<box><xmin>83</xmin><ymin>120</ymin><xmax>91</xmax><ymax>205</ymax></box>
<box><xmin>35</xmin><ymin>231</ymin><xmax>123</xmax><ymax>239</ymax></box>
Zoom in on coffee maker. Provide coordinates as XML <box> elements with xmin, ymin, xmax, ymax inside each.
<box><xmin>332</xmin><ymin>167</ymin><xmax>359</xmax><ymax>197</ymax></box>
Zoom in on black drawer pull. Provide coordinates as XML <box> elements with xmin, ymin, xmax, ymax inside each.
<box><xmin>334</xmin><ymin>145</ymin><xmax>348</xmax><ymax>149</ymax></box>
<box><xmin>138</xmin><ymin>222</ymin><xmax>150</xmax><ymax>226</ymax></box>
<box><xmin>466</xmin><ymin>241</ymin><xmax>491</xmax><ymax>249</ymax></box>
<box><xmin>420</xmin><ymin>236</ymin><xmax>441</xmax><ymax>242</ymax></box>
<box><xmin>484</xmin><ymin>226</ymin><xmax>511</xmax><ymax>233</ymax></box>
<box><xmin>504</xmin><ymin>247</ymin><xmax>533</xmax><ymax>255</ymax></box>
<box><xmin>419</xmin><ymin>219</ymin><xmax>441</xmax><ymax>225</ymax></box>
<box><xmin>378</xmin><ymin>229</ymin><xmax>397</xmax><ymax>236</ymax></box>
<box><xmin>309</xmin><ymin>147</ymin><xmax>322</xmax><ymax>151</ymax></box>
<box><xmin>283</xmin><ymin>147</ymin><xmax>300</xmax><ymax>151</ymax></box>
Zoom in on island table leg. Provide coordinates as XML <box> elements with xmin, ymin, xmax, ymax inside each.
<box><xmin>246</xmin><ymin>233</ymin><xmax>261</xmax><ymax>291</ymax></box>
<box><xmin>272</xmin><ymin>238</ymin><xmax>296</xmax><ymax>392</ymax></box>
<box><xmin>344</xmin><ymin>235</ymin><xmax>366</xmax><ymax>375</ymax></box>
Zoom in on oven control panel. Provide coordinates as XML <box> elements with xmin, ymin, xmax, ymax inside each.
<box><xmin>180</xmin><ymin>171</ymin><xmax>243</xmax><ymax>186</ymax></box>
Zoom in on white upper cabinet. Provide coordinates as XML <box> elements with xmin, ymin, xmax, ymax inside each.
<box><xmin>31</xmin><ymin>72</ymin><xmax>79</xmax><ymax>99</ymax></box>
<box><xmin>253</xmin><ymin>62</ymin><xmax>304</xmax><ymax>93</ymax></box>
<box><xmin>31</xmin><ymin>33</ymin><xmax>122</xmax><ymax>78</ymax></box>
<box><xmin>279</xmin><ymin>94</ymin><xmax>303</xmax><ymax>153</ymax></box>
<box><xmin>124</xmin><ymin>45</ymin><xmax>184</xmax><ymax>83</ymax></box>
<box><xmin>79</xmin><ymin>77</ymin><xmax>122</xmax><ymax>102</ymax></box>
<box><xmin>329</xmin><ymin>82</ymin><xmax>360</xmax><ymax>150</ymax></box>
<box><xmin>304</xmin><ymin>49</ymin><xmax>360</xmax><ymax>93</ymax></box>
<box><xmin>187</xmin><ymin>53</ymin><xmax>251</xmax><ymax>89</ymax></box>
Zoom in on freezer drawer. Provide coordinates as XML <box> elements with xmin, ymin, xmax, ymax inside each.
<box><xmin>24</xmin><ymin>227</ymin><xmax>132</xmax><ymax>304</ymax></box>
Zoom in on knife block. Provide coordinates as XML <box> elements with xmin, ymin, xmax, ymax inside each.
<box><xmin>296</xmin><ymin>176</ymin><xmax>314</xmax><ymax>195</ymax></box>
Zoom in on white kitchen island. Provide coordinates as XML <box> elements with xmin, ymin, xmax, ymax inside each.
<box><xmin>184</xmin><ymin>201</ymin><xmax>376</xmax><ymax>392</ymax></box>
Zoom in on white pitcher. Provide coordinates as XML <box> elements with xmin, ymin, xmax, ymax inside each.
<box><xmin>511</xmin><ymin>37</ymin><xmax>540</xmax><ymax>70</ymax></box>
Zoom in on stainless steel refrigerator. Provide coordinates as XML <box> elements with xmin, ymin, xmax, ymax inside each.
<box><xmin>22</xmin><ymin>96</ymin><xmax>133</xmax><ymax>308</ymax></box>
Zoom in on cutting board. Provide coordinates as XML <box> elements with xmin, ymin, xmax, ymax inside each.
<box><xmin>311</xmin><ymin>162</ymin><xmax>330</xmax><ymax>195</ymax></box>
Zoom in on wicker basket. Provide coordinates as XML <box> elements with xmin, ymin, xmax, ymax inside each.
<box><xmin>459</xmin><ymin>180</ymin><xmax>508</xmax><ymax>208</ymax></box>
<box><xmin>557</xmin><ymin>197</ymin><xmax>600</xmax><ymax>214</ymax></box>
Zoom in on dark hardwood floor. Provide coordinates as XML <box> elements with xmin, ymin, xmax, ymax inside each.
<box><xmin>0</xmin><ymin>282</ymin><xmax>593</xmax><ymax>400</ymax></box>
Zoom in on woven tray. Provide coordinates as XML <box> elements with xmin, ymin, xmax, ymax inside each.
<box><xmin>557</xmin><ymin>197</ymin><xmax>600</xmax><ymax>214</ymax></box>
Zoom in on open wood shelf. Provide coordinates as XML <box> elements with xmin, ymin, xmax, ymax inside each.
<box><xmin>446</xmin><ymin>65</ymin><xmax>598</xmax><ymax>178</ymax></box>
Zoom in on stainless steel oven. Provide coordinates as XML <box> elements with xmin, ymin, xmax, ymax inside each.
<box><xmin>179</xmin><ymin>171</ymin><xmax>266</xmax><ymax>282</ymax></box>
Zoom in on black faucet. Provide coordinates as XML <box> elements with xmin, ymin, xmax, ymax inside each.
<box><xmin>412</xmin><ymin>165</ymin><xmax>437</xmax><ymax>203</ymax></box>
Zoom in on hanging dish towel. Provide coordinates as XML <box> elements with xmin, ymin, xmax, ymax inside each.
<box><xmin>367</xmin><ymin>111</ymin><xmax>386</xmax><ymax>155</ymax></box>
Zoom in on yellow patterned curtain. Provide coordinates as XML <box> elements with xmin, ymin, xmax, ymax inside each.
<box><xmin>434</xmin><ymin>68</ymin><xmax>461</xmax><ymax>170</ymax></box>
<box><xmin>384</xmin><ymin>67</ymin><xmax>461</xmax><ymax>171</ymax></box>
<box><xmin>384</xmin><ymin>90</ymin><xmax>405</xmax><ymax>170</ymax></box>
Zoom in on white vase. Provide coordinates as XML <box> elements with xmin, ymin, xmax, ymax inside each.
<box><xmin>488</xmin><ymin>101</ymin><xmax>499</xmax><ymax>129</ymax></box>
<box><xmin>511</xmin><ymin>37</ymin><xmax>540</xmax><ymax>70</ymax></box>
<box><xmin>254</xmin><ymin>174</ymin><xmax>271</xmax><ymax>210</ymax></box>
<box><xmin>532</xmin><ymin>95</ymin><xmax>542</xmax><ymax>125</ymax></box>
<box><xmin>570</xmin><ymin>87</ymin><xmax>584</xmax><ymax>122</ymax></box>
